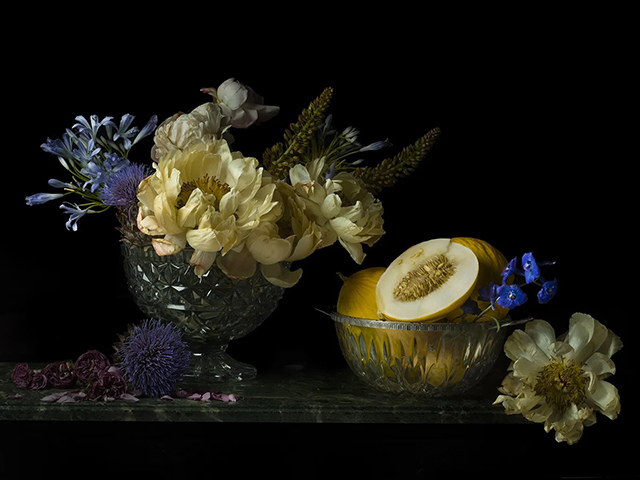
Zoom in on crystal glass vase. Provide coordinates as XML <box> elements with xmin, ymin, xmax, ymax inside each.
<box><xmin>120</xmin><ymin>243</ymin><xmax>284</xmax><ymax>383</ymax></box>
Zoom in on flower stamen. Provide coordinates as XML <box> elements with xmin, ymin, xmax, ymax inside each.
<box><xmin>176</xmin><ymin>174</ymin><xmax>231</xmax><ymax>209</ymax></box>
<box><xmin>534</xmin><ymin>359</ymin><xmax>587</xmax><ymax>413</ymax></box>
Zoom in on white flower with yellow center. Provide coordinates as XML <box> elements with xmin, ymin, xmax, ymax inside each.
<box><xmin>494</xmin><ymin>313</ymin><xmax>622</xmax><ymax>444</ymax></box>
<box><xmin>137</xmin><ymin>138</ymin><xmax>280</xmax><ymax>278</ymax></box>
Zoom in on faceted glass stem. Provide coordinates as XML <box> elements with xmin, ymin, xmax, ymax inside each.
<box><xmin>184</xmin><ymin>343</ymin><xmax>257</xmax><ymax>384</ymax></box>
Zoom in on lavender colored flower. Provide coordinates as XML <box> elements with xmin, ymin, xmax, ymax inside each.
<box><xmin>25</xmin><ymin>192</ymin><xmax>65</xmax><ymax>206</ymax></box>
<box><xmin>59</xmin><ymin>202</ymin><xmax>91</xmax><ymax>231</ymax></box>
<box><xmin>100</xmin><ymin>163</ymin><xmax>152</xmax><ymax>208</ymax></box>
<box><xmin>522</xmin><ymin>252</ymin><xmax>540</xmax><ymax>284</ymax></box>
<box><xmin>86</xmin><ymin>366</ymin><xmax>128</xmax><ymax>401</ymax></box>
<box><xmin>118</xmin><ymin>318</ymin><xmax>191</xmax><ymax>397</ymax></box>
<box><xmin>11</xmin><ymin>363</ymin><xmax>34</xmax><ymax>389</ymax></box>
<box><xmin>75</xmin><ymin>350</ymin><xmax>111</xmax><ymax>383</ymax></box>
<box><xmin>42</xmin><ymin>361</ymin><xmax>77</xmax><ymax>389</ymax></box>
<box><xmin>537</xmin><ymin>278</ymin><xmax>558</xmax><ymax>304</ymax></box>
<box><xmin>496</xmin><ymin>284</ymin><xmax>528</xmax><ymax>309</ymax></box>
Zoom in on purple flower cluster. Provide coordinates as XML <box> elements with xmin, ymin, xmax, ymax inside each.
<box><xmin>12</xmin><ymin>361</ymin><xmax>76</xmax><ymax>391</ymax></box>
<box><xmin>465</xmin><ymin>252</ymin><xmax>558</xmax><ymax>320</ymax></box>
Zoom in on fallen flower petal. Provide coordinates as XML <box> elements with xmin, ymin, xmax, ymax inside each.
<box><xmin>41</xmin><ymin>391</ymin><xmax>70</xmax><ymax>403</ymax></box>
<box><xmin>159</xmin><ymin>395</ymin><xmax>174</xmax><ymax>402</ymax></box>
<box><xmin>119</xmin><ymin>393</ymin><xmax>140</xmax><ymax>403</ymax></box>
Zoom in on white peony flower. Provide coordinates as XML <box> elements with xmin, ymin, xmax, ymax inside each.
<box><xmin>494</xmin><ymin>313</ymin><xmax>622</xmax><ymax>444</ymax></box>
<box><xmin>276</xmin><ymin>157</ymin><xmax>384</xmax><ymax>265</ymax></box>
<box><xmin>151</xmin><ymin>102</ymin><xmax>230</xmax><ymax>162</ymax></box>
<box><xmin>202</xmin><ymin>78</ymin><xmax>279</xmax><ymax>129</ymax></box>
<box><xmin>137</xmin><ymin>138</ymin><xmax>281</xmax><ymax>278</ymax></box>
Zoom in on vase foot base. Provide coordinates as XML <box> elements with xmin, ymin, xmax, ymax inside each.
<box><xmin>184</xmin><ymin>348</ymin><xmax>257</xmax><ymax>384</ymax></box>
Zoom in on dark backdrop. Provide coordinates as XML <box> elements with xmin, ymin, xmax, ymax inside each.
<box><xmin>1</xmin><ymin>9</ymin><xmax>635</xmax><ymax>478</ymax></box>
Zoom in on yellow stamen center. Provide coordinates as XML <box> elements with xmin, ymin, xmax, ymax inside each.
<box><xmin>176</xmin><ymin>174</ymin><xmax>231</xmax><ymax>209</ymax></box>
<box><xmin>534</xmin><ymin>359</ymin><xmax>587</xmax><ymax>413</ymax></box>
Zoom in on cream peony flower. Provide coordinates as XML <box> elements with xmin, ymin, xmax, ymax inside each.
<box><xmin>137</xmin><ymin>138</ymin><xmax>281</xmax><ymax>278</ymax></box>
<box><xmin>151</xmin><ymin>102</ymin><xmax>230</xmax><ymax>162</ymax></box>
<box><xmin>202</xmin><ymin>78</ymin><xmax>280</xmax><ymax>129</ymax></box>
<box><xmin>493</xmin><ymin>313</ymin><xmax>622</xmax><ymax>444</ymax></box>
<box><xmin>276</xmin><ymin>158</ymin><xmax>385</xmax><ymax>265</ymax></box>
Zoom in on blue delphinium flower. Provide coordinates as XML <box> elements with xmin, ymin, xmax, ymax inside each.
<box><xmin>100</xmin><ymin>163</ymin><xmax>152</xmax><ymax>208</ymax></box>
<box><xmin>502</xmin><ymin>257</ymin><xmax>519</xmax><ymax>282</ymax></box>
<box><xmin>478</xmin><ymin>281</ymin><xmax>500</xmax><ymax>310</ymax></box>
<box><xmin>537</xmin><ymin>278</ymin><xmax>558</xmax><ymax>304</ymax></box>
<box><xmin>118</xmin><ymin>319</ymin><xmax>191</xmax><ymax>398</ymax></box>
<box><xmin>522</xmin><ymin>252</ymin><xmax>540</xmax><ymax>284</ymax></box>
<box><xmin>496</xmin><ymin>284</ymin><xmax>528</xmax><ymax>309</ymax></box>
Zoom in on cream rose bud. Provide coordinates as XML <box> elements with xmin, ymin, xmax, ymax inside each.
<box><xmin>202</xmin><ymin>78</ymin><xmax>279</xmax><ymax>129</ymax></box>
<box><xmin>151</xmin><ymin>103</ymin><xmax>229</xmax><ymax>161</ymax></box>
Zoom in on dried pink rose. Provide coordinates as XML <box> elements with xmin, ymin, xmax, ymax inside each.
<box><xmin>11</xmin><ymin>363</ymin><xmax>34</xmax><ymax>389</ymax></box>
<box><xmin>42</xmin><ymin>361</ymin><xmax>76</xmax><ymax>389</ymax></box>
<box><xmin>85</xmin><ymin>366</ymin><xmax>127</xmax><ymax>401</ymax></box>
<box><xmin>75</xmin><ymin>350</ymin><xmax>110</xmax><ymax>383</ymax></box>
<box><xmin>30</xmin><ymin>372</ymin><xmax>48</xmax><ymax>390</ymax></box>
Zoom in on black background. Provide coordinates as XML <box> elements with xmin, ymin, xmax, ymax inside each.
<box><xmin>1</xmin><ymin>7</ymin><xmax>636</xmax><ymax>478</ymax></box>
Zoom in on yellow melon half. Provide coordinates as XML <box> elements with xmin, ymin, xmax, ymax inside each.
<box><xmin>376</xmin><ymin>238</ymin><xmax>479</xmax><ymax>322</ymax></box>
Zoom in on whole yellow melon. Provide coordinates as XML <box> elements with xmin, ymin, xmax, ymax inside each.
<box><xmin>337</xmin><ymin>267</ymin><xmax>386</xmax><ymax>319</ymax></box>
<box><xmin>446</xmin><ymin>237</ymin><xmax>510</xmax><ymax>322</ymax></box>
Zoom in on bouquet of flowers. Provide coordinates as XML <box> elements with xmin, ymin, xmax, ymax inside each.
<box><xmin>27</xmin><ymin>78</ymin><xmax>440</xmax><ymax>287</ymax></box>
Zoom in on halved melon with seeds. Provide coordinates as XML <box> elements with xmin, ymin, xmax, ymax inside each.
<box><xmin>376</xmin><ymin>238</ymin><xmax>479</xmax><ymax>322</ymax></box>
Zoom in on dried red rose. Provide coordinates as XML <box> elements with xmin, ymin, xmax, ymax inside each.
<box><xmin>11</xmin><ymin>363</ymin><xmax>34</xmax><ymax>389</ymax></box>
<box><xmin>75</xmin><ymin>350</ymin><xmax>110</xmax><ymax>383</ymax></box>
<box><xmin>86</xmin><ymin>366</ymin><xmax>127</xmax><ymax>401</ymax></box>
<box><xmin>30</xmin><ymin>372</ymin><xmax>48</xmax><ymax>390</ymax></box>
<box><xmin>42</xmin><ymin>361</ymin><xmax>77</xmax><ymax>389</ymax></box>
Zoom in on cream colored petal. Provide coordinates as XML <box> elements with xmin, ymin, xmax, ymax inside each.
<box><xmin>189</xmin><ymin>250</ymin><xmax>217</xmax><ymax>277</ymax></box>
<box><xmin>564</xmin><ymin>312</ymin><xmax>609</xmax><ymax>364</ymax></box>
<box><xmin>246</xmin><ymin>228</ymin><xmax>293</xmax><ymax>265</ymax></box>
<box><xmin>524</xmin><ymin>320</ymin><xmax>557</xmax><ymax>358</ymax></box>
<box><xmin>287</xmin><ymin>231</ymin><xmax>322</xmax><ymax>262</ymax></box>
<box><xmin>585</xmin><ymin>380</ymin><xmax>620</xmax><ymax>420</ymax></box>
<box><xmin>337</xmin><ymin>237</ymin><xmax>365</xmax><ymax>264</ymax></box>
<box><xmin>583</xmin><ymin>352</ymin><xmax>616</xmax><ymax>379</ymax></box>
<box><xmin>154</xmin><ymin>192</ymin><xmax>183</xmax><ymax>235</ymax></box>
<box><xmin>321</xmin><ymin>193</ymin><xmax>342</xmax><ymax>219</ymax></box>
<box><xmin>289</xmin><ymin>164</ymin><xmax>311</xmax><ymax>186</ymax></box>
<box><xmin>136</xmin><ymin>175</ymin><xmax>157</xmax><ymax>210</ymax></box>
<box><xmin>216</xmin><ymin>247</ymin><xmax>257</xmax><ymax>279</ymax></box>
<box><xmin>137</xmin><ymin>208</ymin><xmax>162</xmax><ymax>235</ymax></box>
<box><xmin>512</xmin><ymin>356</ymin><xmax>543</xmax><ymax>384</ymax></box>
<box><xmin>524</xmin><ymin>402</ymin><xmax>554</xmax><ymax>423</ymax></box>
<box><xmin>260</xmin><ymin>263</ymin><xmax>303</xmax><ymax>288</ymax></box>
<box><xmin>597</xmin><ymin>329</ymin><xmax>623</xmax><ymax>359</ymax></box>
<box><xmin>497</xmin><ymin>372</ymin><xmax>524</xmax><ymax>396</ymax></box>
<box><xmin>329</xmin><ymin>217</ymin><xmax>366</xmax><ymax>243</ymax></box>
<box><xmin>503</xmin><ymin>329</ymin><xmax>549</xmax><ymax>366</ymax></box>
<box><xmin>186</xmin><ymin>228</ymin><xmax>223</xmax><ymax>252</ymax></box>
<box><xmin>152</xmin><ymin>233</ymin><xmax>186</xmax><ymax>256</ymax></box>
<box><xmin>177</xmin><ymin>188</ymin><xmax>206</xmax><ymax>228</ymax></box>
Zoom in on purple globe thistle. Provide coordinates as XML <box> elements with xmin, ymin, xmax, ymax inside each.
<box><xmin>117</xmin><ymin>319</ymin><xmax>191</xmax><ymax>398</ymax></box>
<box><xmin>99</xmin><ymin>162</ymin><xmax>152</xmax><ymax>209</ymax></box>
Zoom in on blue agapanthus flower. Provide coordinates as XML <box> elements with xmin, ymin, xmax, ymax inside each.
<box><xmin>537</xmin><ymin>278</ymin><xmax>558</xmax><ymax>304</ymax></box>
<box><xmin>118</xmin><ymin>319</ymin><xmax>191</xmax><ymax>398</ymax></box>
<box><xmin>496</xmin><ymin>284</ymin><xmax>528</xmax><ymax>309</ymax></box>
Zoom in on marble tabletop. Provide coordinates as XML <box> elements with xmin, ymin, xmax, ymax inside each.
<box><xmin>0</xmin><ymin>362</ymin><xmax>525</xmax><ymax>424</ymax></box>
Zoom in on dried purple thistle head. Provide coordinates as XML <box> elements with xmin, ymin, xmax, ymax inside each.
<box><xmin>117</xmin><ymin>318</ymin><xmax>191</xmax><ymax>398</ymax></box>
<box><xmin>75</xmin><ymin>350</ymin><xmax>111</xmax><ymax>383</ymax></box>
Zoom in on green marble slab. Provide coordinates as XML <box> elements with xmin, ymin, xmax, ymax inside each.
<box><xmin>0</xmin><ymin>362</ymin><xmax>524</xmax><ymax>424</ymax></box>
